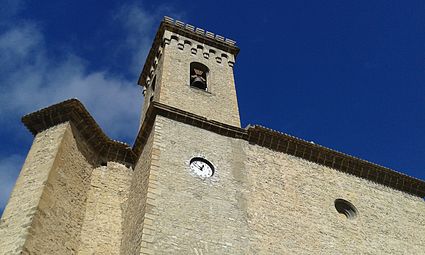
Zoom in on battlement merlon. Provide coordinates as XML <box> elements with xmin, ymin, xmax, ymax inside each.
<box><xmin>137</xmin><ymin>16</ymin><xmax>240</xmax><ymax>87</ymax></box>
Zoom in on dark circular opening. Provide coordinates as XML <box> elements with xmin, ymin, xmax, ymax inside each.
<box><xmin>334</xmin><ymin>199</ymin><xmax>357</xmax><ymax>219</ymax></box>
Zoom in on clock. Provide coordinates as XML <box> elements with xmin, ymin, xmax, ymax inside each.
<box><xmin>189</xmin><ymin>157</ymin><xmax>215</xmax><ymax>178</ymax></box>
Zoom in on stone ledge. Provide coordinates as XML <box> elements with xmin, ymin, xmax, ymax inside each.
<box><xmin>132</xmin><ymin>101</ymin><xmax>247</xmax><ymax>157</ymax></box>
<box><xmin>247</xmin><ymin>125</ymin><xmax>425</xmax><ymax>198</ymax></box>
<box><xmin>21</xmin><ymin>99</ymin><xmax>136</xmax><ymax>166</ymax></box>
<box><xmin>133</xmin><ymin>101</ymin><xmax>425</xmax><ymax>198</ymax></box>
<box><xmin>22</xmin><ymin>99</ymin><xmax>425</xmax><ymax>197</ymax></box>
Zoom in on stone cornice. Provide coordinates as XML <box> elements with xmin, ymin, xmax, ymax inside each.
<box><xmin>138</xmin><ymin>16</ymin><xmax>240</xmax><ymax>87</ymax></box>
<box><xmin>133</xmin><ymin>101</ymin><xmax>425</xmax><ymax>198</ymax></box>
<box><xmin>22</xmin><ymin>99</ymin><xmax>425</xmax><ymax>197</ymax></box>
<box><xmin>132</xmin><ymin>101</ymin><xmax>246</xmax><ymax>157</ymax></box>
<box><xmin>247</xmin><ymin>125</ymin><xmax>425</xmax><ymax>198</ymax></box>
<box><xmin>22</xmin><ymin>99</ymin><xmax>136</xmax><ymax>166</ymax></box>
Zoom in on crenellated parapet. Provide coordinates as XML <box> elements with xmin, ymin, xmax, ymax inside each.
<box><xmin>163</xmin><ymin>16</ymin><xmax>237</xmax><ymax>46</ymax></box>
<box><xmin>163</xmin><ymin>29</ymin><xmax>236</xmax><ymax>66</ymax></box>
<box><xmin>138</xmin><ymin>16</ymin><xmax>239</xmax><ymax>87</ymax></box>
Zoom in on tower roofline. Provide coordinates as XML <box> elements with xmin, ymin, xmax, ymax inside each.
<box><xmin>137</xmin><ymin>16</ymin><xmax>240</xmax><ymax>87</ymax></box>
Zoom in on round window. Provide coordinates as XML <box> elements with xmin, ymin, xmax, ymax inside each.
<box><xmin>334</xmin><ymin>199</ymin><xmax>358</xmax><ymax>219</ymax></box>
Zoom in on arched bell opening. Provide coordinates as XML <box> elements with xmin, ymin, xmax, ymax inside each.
<box><xmin>190</xmin><ymin>62</ymin><xmax>209</xmax><ymax>91</ymax></box>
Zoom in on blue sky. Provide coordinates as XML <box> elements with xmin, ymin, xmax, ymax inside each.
<box><xmin>1</xmin><ymin>0</ymin><xmax>424</xmax><ymax>216</ymax></box>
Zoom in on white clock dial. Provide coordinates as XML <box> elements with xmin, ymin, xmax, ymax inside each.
<box><xmin>189</xmin><ymin>157</ymin><xmax>214</xmax><ymax>177</ymax></box>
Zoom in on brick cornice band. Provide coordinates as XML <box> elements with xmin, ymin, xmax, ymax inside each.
<box><xmin>22</xmin><ymin>99</ymin><xmax>425</xmax><ymax>197</ymax></box>
<box><xmin>247</xmin><ymin>125</ymin><xmax>425</xmax><ymax>197</ymax></box>
<box><xmin>136</xmin><ymin>102</ymin><xmax>425</xmax><ymax>197</ymax></box>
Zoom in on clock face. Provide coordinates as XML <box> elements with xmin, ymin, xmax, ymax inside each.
<box><xmin>189</xmin><ymin>157</ymin><xmax>214</xmax><ymax>178</ymax></box>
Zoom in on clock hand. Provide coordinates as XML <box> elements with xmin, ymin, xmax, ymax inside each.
<box><xmin>194</xmin><ymin>162</ymin><xmax>203</xmax><ymax>171</ymax></box>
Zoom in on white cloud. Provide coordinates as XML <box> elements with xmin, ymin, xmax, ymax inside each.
<box><xmin>0</xmin><ymin>20</ymin><xmax>143</xmax><ymax>216</ymax></box>
<box><xmin>0</xmin><ymin>23</ymin><xmax>142</xmax><ymax>142</ymax></box>
<box><xmin>115</xmin><ymin>4</ymin><xmax>157</xmax><ymax>76</ymax></box>
<box><xmin>114</xmin><ymin>3</ymin><xmax>185</xmax><ymax>76</ymax></box>
<box><xmin>0</xmin><ymin>155</ymin><xmax>24</xmax><ymax>213</ymax></box>
<box><xmin>0</xmin><ymin>23</ymin><xmax>41</xmax><ymax>66</ymax></box>
<box><xmin>0</xmin><ymin>3</ymin><xmax>185</xmax><ymax>139</ymax></box>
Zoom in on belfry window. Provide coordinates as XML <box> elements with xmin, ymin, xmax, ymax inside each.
<box><xmin>190</xmin><ymin>62</ymin><xmax>209</xmax><ymax>91</ymax></box>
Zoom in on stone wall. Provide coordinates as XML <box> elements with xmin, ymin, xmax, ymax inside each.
<box><xmin>0</xmin><ymin>122</ymin><xmax>96</xmax><ymax>254</ymax></box>
<box><xmin>3</xmin><ymin>109</ymin><xmax>424</xmax><ymax>255</ymax></box>
<box><xmin>244</xmin><ymin>144</ymin><xmax>425</xmax><ymax>254</ymax></box>
<box><xmin>140</xmin><ymin>116</ymin><xmax>251</xmax><ymax>254</ymax></box>
<box><xmin>121</xmin><ymin>124</ymin><xmax>156</xmax><ymax>255</ymax></box>
<box><xmin>21</xmin><ymin>122</ymin><xmax>94</xmax><ymax>254</ymax></box>
<box><xmin>0</xmin><ymin>121</ymin><xmax>133</xmax><ymax>255</ymax></box>
<box><xmin>245</xmin><ymin>145</ymin><xmax>425</xmax><ymax>254</ymax></box>
<box><xmin>0</xmin><ymin>123</ymin><xmax>70</xmax><ymax>255</ymax></box>
<box><xmin>78</xmin><ymin>162</ymin><xmax>132</xmax><ymax>255</ymax></box>
<box><xmin>140</xmin><ymin>116</ymin><xmax>425</xmax><ymax>254</ymax></box>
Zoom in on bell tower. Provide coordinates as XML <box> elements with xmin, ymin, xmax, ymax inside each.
<box><xmin>138</xmin><ymin>17</ymin><xmax>241</xmax><ymax>127</ymax></box>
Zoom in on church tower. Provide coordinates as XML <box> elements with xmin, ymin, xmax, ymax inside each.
<box><xmin>120</xmin><ymin>18</ymin><xmax>250</xmax><ymax>254</ymax></box>
<box><xmin>138</xmin><ymin>16</ymin><xmax>241</xmax><ymax>127</ymax></box>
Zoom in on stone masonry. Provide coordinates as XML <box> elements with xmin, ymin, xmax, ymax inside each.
<box><xmin>137</xmin><ymin>115</ymin><xmax>425</xmax><ymax>254</ymax></box>
<box><xmin>1</xmin><ymin>16</ymin><xmax>425</xmax><ymax>255</ymax></box>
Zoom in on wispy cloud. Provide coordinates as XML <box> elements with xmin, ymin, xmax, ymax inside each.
<box><xmin>0</xmin><ymin>22</ymin><xmax>141</xmax><ymax>141</ymax></box>
<box><xmin>0</xmin><ymin>1</ymin><xmax>184</xmax><ymax>215</ymax></box>
<box><xmin>114</xmin><ymin>2</ymin><xmax>185</xmax><ymax>76</ymax></box>
<box><xmin>115</xmin><ymin>4</ymin><xmax>158</xmax><ymax>76</ymax></box>
<box><xmin>0</xmin><ymin>155</ymin><xmax>24</xmax><ymax>214</ymax></box>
